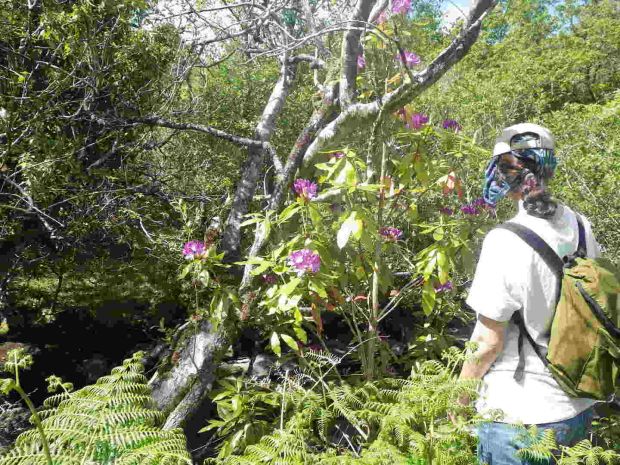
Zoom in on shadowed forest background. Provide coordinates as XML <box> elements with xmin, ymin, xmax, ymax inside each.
<box><xmin>0</xmin><ymin>0</ymin><xmax>619</xmax><ymax>463</ymax></box>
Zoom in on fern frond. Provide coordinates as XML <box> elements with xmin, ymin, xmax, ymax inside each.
<box><xmin>0</xmin><ymin>353</ymin><xmax>191</xmax><ymax>465</ymax></box>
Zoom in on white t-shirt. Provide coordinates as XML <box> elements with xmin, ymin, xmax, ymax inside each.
<box><xmin>466</xmin><ymin>201</ymin><xmax>601</xmax><ymax>424</ymax></box>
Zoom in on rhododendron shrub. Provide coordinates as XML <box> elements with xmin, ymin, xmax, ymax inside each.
<box><xmin>229</xmin><ymin>126</ymin><xmax>495</xmax><ymax>377</ymax></box>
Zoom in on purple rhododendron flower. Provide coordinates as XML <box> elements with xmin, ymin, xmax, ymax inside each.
<box><xmin>408</xmin><ymin>113</ymin><xmax>429</xmax><ymax>130</ymax></box>
<box><xmin>357</xmin><ymin>55</ymin><xmax>366</xmax><ymax>70</ymax></box>
<box><xmin>379</xmin><ymin>226</ymin><xmax>403</xmax><ymax>242</ymax></box>
<box><xmin>377</xmin><ymin>10</ymin><xmax>388</xmax><ymax>24</ymax></box>
<box><xmin>330</xmin><ymin>151</ymin><xmax>345</xmax><ymax>159</ymax></box>
<box><xmin>288</xmin><ymin>249</ymin><xmax>321</xmax><ymax>276</ymax></box>
<box><xmin>396</xmin><ymin>51</ymin><xmax>420</xmax><ymax>68</ymax></box>
<box><xmin>460</xmin><ymin>204</ymin><xmax>478</xmax><ymax>215</ymax></box>
<box><xmin>183</xmin><ymin>240</ymin><xmax>206</xmax><ymax>259</ymax></box>
<box><xmin>391</xmin><ymin>0</ymin><xmax>411</xmax><ymax>14</ymax></box>
<box><xmin>442</xmin><ymin>119</ymin><xmax>462</xmax><ymax>131</ymax></box>
<box><xmin>293</xmin><ymin>178</ymin><xmax>318</xmax><ymax>201</ymax></box>
<box><xmin>472</xmin><ymin>197</ymin><xmax>487</xmax><ymax>208</ymax></box>
<box><xmin>439</xmin><ymin>207</ymin><xmax>454</xmax><ymax>216</ymax></box>
<box><xmin>435</xmin><ymin>281</ymin><xmax>453</xmax><ymax>293</ymax></box>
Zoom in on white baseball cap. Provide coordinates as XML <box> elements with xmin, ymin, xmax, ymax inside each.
<box><xmin>492</xmin><ymin>123</ymin><xmax>555</xmax><ymax>157</ymax></box>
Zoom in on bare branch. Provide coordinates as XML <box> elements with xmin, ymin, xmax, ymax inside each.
<box><xmin>125</xmin><ymin>116</ymin><xmax>267</xmax><ymax>148</ymax></box>
<box><xmin>288</xmin><ymin>54</ymin><xmax>326</xmax><ymax>69</ymax></box>
<box><xmin>0</xmin><ymin>174</ymin><xmax>64</xmax><ymax>242</ymax></box>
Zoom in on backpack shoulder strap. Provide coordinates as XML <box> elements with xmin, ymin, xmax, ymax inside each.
<box><xmin>511</xmin><ymin>311</ymin><xmax>550</xmax><ymax>382</ymax></box>
<box><xmin>575</xmin><ymin>214</ymin><xmax>587</xmax><ymax>258</ymax></box>
<box><xmin>494</xmin><ymin>222</ymin><xmax>563</xmax><ymax>383</ymax></box>
<box><xmin>495</xmin><ymin>222</ymin><xmax>564</xmax><ymax>277</ymax></box>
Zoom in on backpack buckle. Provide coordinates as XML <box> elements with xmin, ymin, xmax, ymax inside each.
<box><xmin>563</xmin><ymin>254</ymin><xmax>578</xmax><ymax>269</ymax></box>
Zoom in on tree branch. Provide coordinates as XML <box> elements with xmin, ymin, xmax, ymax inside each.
<box><xmin>303</xmin><ymin>0</ymin><xmax>497</xmax><ymax>166</ymax></box>
<box><xmin>0</xmin><ymin>174</ymin><xmax>64</xmax><ymax>243</ymax></box>
<box><xmin>220</xmin><ymin>55</ymin><xmax>297</xmax><ymax>261</ymax></box>
<box><xmin>369</xmin><ymin>0</ymin><xmax>388</xmax><ymax>23</ymax></box>
<box><xmin>288</xmin><ymin>54</ymin><xmax>326</xmax><ymax>69</ymax></box>
<box><xmin>125</xmin><ymin>115</ymin><xmax>267</xmax><ymax>149</ymax></box>
<box><xmin>240</xmin><ymin>83</ymin><xmax>339</xmax><ymax>289</ymax></box>
<box><xmin>340</xmin><ymin>0</ymin><xmax>376</xmax><ymax>108</ymax></box>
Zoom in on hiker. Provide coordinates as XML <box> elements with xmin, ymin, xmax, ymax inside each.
<box><xmin>457</xmin><ymin>123</ymin><xmax>602</xmax><ymax>464</ymax></box>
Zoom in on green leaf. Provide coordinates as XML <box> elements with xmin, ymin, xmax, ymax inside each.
<box><xmin>414</xmin><ymin>158</ymin><xmax>429</xmax><ymax>185</ymax></box>
<box><xmin>437</xmin><ymin>250</ymin><xmax>450</xmax><ymax>284</ymax></box>
<box><xmin>278</xmin><ymin>204</ymin><xmax>300</xmax><ymax>223</ymax></box>
<box><xmin>309</xmin><ymin>281</ymin><xmax>327</xmax><ymax>299</ymax></box>
<box><xmin>212</xmin><ymin>391</ymin><xmax>232</xmax><ymax>402</ymax></box>
<box><xmin>423</xmin><ymin>254</ymin><xmax>438</xmax><ymax>279</ymax></box>
<box><xmin>335</xmin><ymin>160</ymin><xmax>357</xmax><ymax>186</ymax></box>
<box><xmin>198</xmin><ymin>270</ymin><xmax>211</xmax><ymax>287</ymax></box>
<box><xmin>270</xmin><ymin>332</ymin><xmax>281</xmax><ymax>357</ymax></box>
<box><xmin>461</xmin><ymin>246</ymin><xmax>475</xmax><ymax>274</ymax></box>
<box><xmin>293</xmin><ymin>326</ymin><xmax>308</xmax><ymax>343</ymax></box>
<box><xmin>308</xmin><ymin>204</ymin><xmax>322</xmax><ymax>226</ymax></box>
<box><xmin>437</xmin><ymin>250</ymin><xmax>448</xmax><ymax>268</ymax></box>
<box><xmin>279</xmin><ymin>277</ymin><xmax>301</xmax><ymax>296</ymax></box>
<box><xmin>263</xmin><ymin>217</ymin><xmax>271</xmax><ymax>241</ymax></box>
<box><xmin>250</xmin><ymin>261</ymin><xmax>272</xmax><ymax>276</ymax></box>
<box><xmin>281</xmin><ymin>334</ymin><xmax>299</xmax><ymax>352</ymax></box>
<box><xmin>422</xmin><ymin>280</ymin><xmax>436</xmax><ymax>315</ymax></box>
<box><xmin>337</xmin><ymin>211</ymin><xmax>360</xmax><ymax>249</ymax></box>
<box><xmin>240</xmin><ymin>216</ymin><xmax>263</xmax><ymax>227</ymax></box>
<box><xmin>179</xmin><ymin>262</ymin><xmax>194</xmax><ymax>279</ymax></box>
<box><xmin>0</xmin><ymin>378</ymin><xmax>14</xmax><ymax>395</ymax></box>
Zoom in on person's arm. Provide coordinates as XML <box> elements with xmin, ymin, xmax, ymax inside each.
<box><xmin>456</xmin><ymin>314</ymin><xmax>507</xmax><ymax>406</ymax></box>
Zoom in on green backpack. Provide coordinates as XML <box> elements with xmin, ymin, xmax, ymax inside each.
<box><xmin>498</xmin><ymin>216</ymin><xmax>620</xmax><ymax>400</ymax></box>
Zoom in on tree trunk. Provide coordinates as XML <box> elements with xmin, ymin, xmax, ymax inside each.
<box><xmin>221</xmin><ymin>58</ymin><xmax>297</xmax><ymax>262</ymax></box>
<box><xmin>148</xmin><ymin>320</ymin><xmax>235</xmax><ymax>429</ymax></box>
<box><xmin>150</xmin><ymin>57</ymin><xmax>297</xmax><ymax>425</ymax></box>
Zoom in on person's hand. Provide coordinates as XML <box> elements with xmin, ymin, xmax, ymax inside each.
<box><xmin>449</xmin><ymin>394</ymin><xmax>471</xmax><ymax>426</ymax></box>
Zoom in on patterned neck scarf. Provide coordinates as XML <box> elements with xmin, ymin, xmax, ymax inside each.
<box><xmin>483</xmin><ymin>148</ymin><xmax>557</xmax><ymax>206</ymax></box>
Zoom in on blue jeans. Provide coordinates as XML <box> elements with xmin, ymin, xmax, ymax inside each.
<box><xmin>477</xmin><ymin>407</ymin><xmax>594</xmax><ymax>465</ymax></box>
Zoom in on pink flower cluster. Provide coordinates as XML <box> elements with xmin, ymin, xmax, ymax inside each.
<box><xmin>442</xmin><ymin>119</ymin><xmax>462</xmax><ymax>132</ymax></box>
<box><xmin>293</xmin><ymin>178</ymin><xmax>318</xmax><ymax>201</ymax></box>
<box><xmin>357</xmin><ymin>55</ymin><xmax>366</xmax><ymax>70</ymax></box>
<box><xmin>395</xmin><ymin>110</ymin><xmax>462</xmax><ymax>134</ymax></box>
<box><xmin>434</xmin><ymin>281</ymin><xmax>453</xmax><ymax>293</ymax></box>
<box><xmin>288</xmin><ymin>249</ymin><xmax>321</xmax><ymax>276</ymax></box>
<box><xmin>396</xmin><ymin>51</ymin><xmax>421</xmax><ymax>68</ymax></box>
<box><xmin>391</xmin><ymin>0</ymin><xmax>411</xmax><ymax>14</ymax></box>
<box><xmin>460</xmin><ymin>197</ymin><xmax>492</xmax><ymax>216</ymax></box>
<box><xmin>460</xmin><ymin>204</ymin><xmax>478</xmax><ymax>215</ymax></box>
<box><xmin>407</xmin><ymin>113</ymin><xmax>429</xmax><ymax>130</ymax></box>
<box><xmin>182</xmin><ymin>240</ymin><xmax>206</xmax><ymax>260</ymax></box>
<box><xmin>379</xmin><ymin>226</ymin><xmax>403</xmax><ymax>242</ymax></box>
